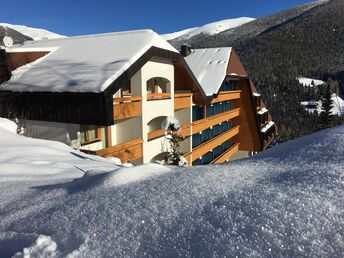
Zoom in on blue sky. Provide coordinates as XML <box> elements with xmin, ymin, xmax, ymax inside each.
<box><xmin>3</xmin><ymin>0</ymin><xmax>316</xmax><ymax>36</ymax></box>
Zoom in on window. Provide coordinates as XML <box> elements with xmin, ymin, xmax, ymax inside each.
<box><xmin>222</xmin><ymin>121</ymin><xmax>231</xmax><ymax>132</ymax></box>
<box><xmin>80</xmin><ymin>125</ymin><xmax>101</xmax><ymax>144</ymax></box>
<box><xmin>213</xmin><ymin>124</ymin><xmax>223</xmax><ymax>137</ymax></box>
<box><xmin>202</xmin><ymin>151</ymin><xmax>213</xmax><ymax>165</ymax></box>
<box><xmin>206</xmin><ymin>104</ymin><xmax>214</xmax><ymax>117</ymax></box>
<box><xmin>202</xmin><ymin>128</ymin><xmax>213</xmax><ymax>143</ymax></box>
<box><xmin>213</xmin><ymin>145</ymin><xmax>224</xmax><ymax>159</ymax></box>
<box><xmin>221</xmin><ymin>81</ymin><xmax>238</xmax><ymax>91</ymax></box>
<box><xmin>222</xmin><ymin>101</ymin><xmax>231</xmax><ymax>112</ymax></box>
<box><xmin>214</xmin><ymin>103</ymin><xmax>223</xmax><ymax>115</ymax></box>
<box><xmin>192</xmin><ymin>133</ymin><xmax>202</xmax><ymax>148</ymax></box>
<box><xmin>192</xmin><ymin>158</ymin><xmax>202</xmax><ymax>166</ymax></box>
<box><xmin>192</xmin><ymin>105</ymin><xmax>204</xmax><ymax>121</ymax></box>
<box><xmin>221</xmin><ymin>140</ymin><xmax>231</xmax><ymax>151</ymax></box>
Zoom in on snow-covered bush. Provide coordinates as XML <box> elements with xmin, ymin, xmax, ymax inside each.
<box><xmin>161</xmin><ymin>116</ymin><xmax>188</xmax><ymax>167</ymax></box>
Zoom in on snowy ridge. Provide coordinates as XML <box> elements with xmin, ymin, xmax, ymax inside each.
<box><xmin>162</xmin><ymin>17</ymin><xmax>255</xmax><ymax>41</ymax></box>
<box><xmin>0</xmin><ymin>116</ymin><xmax>344</xmax><ymax>256</ymax></box>
<box><xmin>0</xmin><ymin>23</ymin><xmax>64</xmax><ymax>40</ymax></box>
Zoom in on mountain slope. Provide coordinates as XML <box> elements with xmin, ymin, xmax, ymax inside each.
<box><xmin>0</xmin><ymin>25</ymin><xmax>32</xmax><ymax>46</ymax></box>
<box><xmin>162</xmin><ymin>17</ymin><xmax>255</xmax><ymax>41</ymax></box>
<box><xmin>0</xmin><ymin>23</ymin><xmax>64</xmax><ymax>41</ymax></box>
<box><xmin>170</xmin><ymin>0</ymin><xmax>344</xmax><ymax>140</ymax></box>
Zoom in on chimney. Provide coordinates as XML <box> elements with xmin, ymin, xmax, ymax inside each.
<box><xmin>180</xmin><ymin>44</ymin><xmax>192</xmax><ymax>57</ymax></box>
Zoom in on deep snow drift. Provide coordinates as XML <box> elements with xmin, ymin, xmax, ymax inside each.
<box><xmin>0</xmin><ymin>122</ymin><xmax>344</xmax><ymax>257</ymax></box>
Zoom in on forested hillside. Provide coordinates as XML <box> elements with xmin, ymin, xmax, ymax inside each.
<box><xmin>171</xmin><ymin>0</ymin><xmax>344</xmax><ymax>140</ymax></box>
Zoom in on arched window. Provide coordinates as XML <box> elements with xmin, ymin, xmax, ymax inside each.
<box><xmin>146</xmin><ymin>77</ymin><xmax>171</xmax><ymax>94</ymax></box>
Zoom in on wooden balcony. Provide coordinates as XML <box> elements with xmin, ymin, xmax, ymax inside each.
<box><xmin>174</xmin><ymin>92</ymin><xmax>192</xmax><ymax>110</ymax></box>
<box><xmin>192</xmin><ymin>108</ymin><xmax>240</xmax><ymax>134</ymax></box>
<box><xmin>113</xmin><ymin>96</ymin><xmax>142</xmax><ymax>120</ymax></box>
<box><xmin>184</xmin><ymin>125</ymin><xmax>240</xmax><ymax>162</ymax></box>
<box><xmin>83</xmin><ymin>138</ymin><xmax>143</xmax><ymax>163</ymax></box>
<box><xmin>147</xmin><ymin>123</ymin><xmax>192</xmax><ymax>141</ymax></box>
<box><xmin>211</xmin><ymin>90</ymin><xmax>241</xmax><ymax>104</ymax></box>
<box><xmin>210</xmin><ymin>142</ymin><xmax>240</xmax><ymax>164</ymax></box>
<box><xmin>147</xmin><ymin>93</ymin><xmax>171</xmax><ymax>101</ymax></box>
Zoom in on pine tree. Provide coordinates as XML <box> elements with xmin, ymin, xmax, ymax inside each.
<box><xmin>318</xmin><ymin>84</ymin><xmax>334</xmax><ymax>129</ymax></box>
<box><xmin>164</xmin><ymin>122</ymin><xmax>189</xmax><ymax>166</ymax></box>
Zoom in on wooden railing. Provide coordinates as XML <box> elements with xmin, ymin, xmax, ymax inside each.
<box><xmin>184</xmin><ymin>125</ymin><xmax>240</xmax><ymax>162</ymax></box>
<box><xmin>192</xmin><ymin>108</ymin><xmax>240</xmax><ymax>134</ymax></box>
<box><xmin>174</xmin><ymin>92</ymin><xmax>192</xmax><ymax>110</ymax></box>
<box><xmin>113</xmin><ymin>96</ymin><xmax>142</xmax><ymax>120</ymax></box>
<box><xmin>210</xmin><ymin>142</ymin><xmax>240</xmax><ymax>164</ymax></box>
<box><xmin>211</xmin><ymin>90</ymin><xmax>241</xmax><ymax>104</ymax></box>
<box><xmin>262</xmin><ymin>124</ymin><xmax>276</xmax><ymax>149</ymax></box>
<box><xmin>147</xmin><ymin>123</ymin><xmax>192</xmax><ymax>141</ymax></box>
<box><xmin>82</xmin><ymin>138</ymin><xmax>143</xmax><ymax>163</ymax></box>
<box><xmin>147</xmin><ymin>93</ymin><xmax>171</xmax><ymax>101</ymax></box>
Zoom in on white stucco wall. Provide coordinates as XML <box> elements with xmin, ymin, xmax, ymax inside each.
<box><xmin>111</xmin><ymin>116</ymin><xmax>142</xmax><ymax>146</ymax></box>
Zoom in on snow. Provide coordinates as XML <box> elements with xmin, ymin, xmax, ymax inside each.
<box><xmin>257</xmin><ymin>107</ymin><xmax>268</xmax><ymax>115</ymax></box>
<box><xmin>184</xmin><ymin>48</ymin><xmax>232</xmax><ymax>96</ymax></box>
<box><xmin>0</xmin><ymin>118</ymin><xmax>17</xmax><ymax>133</ymax></box>
<box><xmin>1</xmin><ymin>115</ymin><xmax>344</xmax><ymax>256</ymax></box>
<box><xmin>331</xmin><ymin>93</ymin><xmax>344</xmax><ymax>116</ymax></box>
<box><xmin>160</xmin><ymin>116</ymin><xmax>181</xmax><ymax>131</ymax></box>
<box><xmin>162</xmin><ymin>17</ymin><xmax>255</xmax><ymax>41</ymax></box>
<box><xmin>298</xmin><ymin>77</ymin><xmax>325</xmax><ymax>87</ymax></box>
<box><xmin>302</xmin><ymin>94</ymin><xmax>344</xmax><ymax>115</ymax></box>
<box><xmin>161</xmin><ymin>27</ymin><xmax>198</xmax><ymax>41</ymax></box>
<box><xmin>0</xmin><ymin>30</ymin><xmax>178</xmax><ymax>93</ymax></box>
<box><xmin>261</xmin><ymin>121</ymin><xmax>275</xmax><ymax>133</ymax></box>
<box><xmin>0</xmin><ymin>23</ymin><xmax>64</xmax><ymax>41</ymax></box>
<box><xmin>13</xmin><ymin>235</ymin><xmax>59</xmax><ymax>258</ymax></box>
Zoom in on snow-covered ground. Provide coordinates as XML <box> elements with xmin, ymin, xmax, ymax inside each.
<box><xmin>0</xmin><ymin>23</ymin><xmax>64</xmax><ymax>40</ymax></box>
<box><xmin>161</xmin><ymin>17</ymin><xmax>255</xmax><ymax>41</ymax></box>
<box><xmin>301</xmin><ymin>93</ymin><xmax>344</xmax><ymax>115</ymax></box>
<box><xmin>0</xmin><ymin>118</ymin><xmax>344</xmax><ymax>257</ymax></box>
<box><xmin>298</xmin><ymin>77</ymin><xmax>325</xmax><ymax>87</ymax></box>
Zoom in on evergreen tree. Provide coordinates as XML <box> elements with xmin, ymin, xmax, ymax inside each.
<box><xmin>318</xmin><ymin>84</ymin><xmax>334</xmax><ymax>129</ymax></box>
<box><xmin>164</xmin><ymin>121</ymin><xmax>189</xmax><ymax>166</ymax></box>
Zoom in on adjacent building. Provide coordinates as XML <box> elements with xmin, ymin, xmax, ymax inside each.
<box><xmin>0</xmin><ymin>30</ymin><xmax>276</xmax><ymax>165</ymax></box>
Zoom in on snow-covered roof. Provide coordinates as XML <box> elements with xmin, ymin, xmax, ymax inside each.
<box><xmin>184</xmin><ymin>47</ymin><xmax>232</xmax><ymax>96</ymax></box>
<box><xmin>257</xmin><ymin>107</ymin><xmax>268</xmax><ymax>115</ymax></box>
<box><xmin>0</xmin><ymin>29</ymin><xmax>178</xmax><ymax>93</ymax></box>
<box><xmin>261</xmin><ymin>121</ymin><xmax>275</xmax><ymax>133</ymax></box>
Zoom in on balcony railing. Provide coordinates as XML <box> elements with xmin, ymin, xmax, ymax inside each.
<box><xmin>184</xmin><ymin>125</ymin><xmax>240</xmax><ymax>163</ymax></box>
<box><xmin>82</xmin><ymin>138</ymin><xmax>143</xmax><ymax>163</ymax></box>
<box><xmin>192</xmin><ymin>108</ymin><xmax>240</xmax><ymax>134</ymax></box>
<box><xmin>147</xmin><ymin>123</ymin><xmax>192</xmax><ymax>141</ymax></box>
<box><xmin>113</xmin><ymin>96</ymin><xmax>142</xmax><ymax>120</ymax></box>
<box><xmin>174</xmin><ymin>92</ymin><xmax>192</xmax><ymax>110</ymax></box>
<box><xmin>211</xmin><ymin>90</ymin><xmax>241</xmax><ymax>104</ymax></box>
<box><xmin>147</xmin><ymin>93</ymin><xmax>171</xmax><ymax>101</ymax></box>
